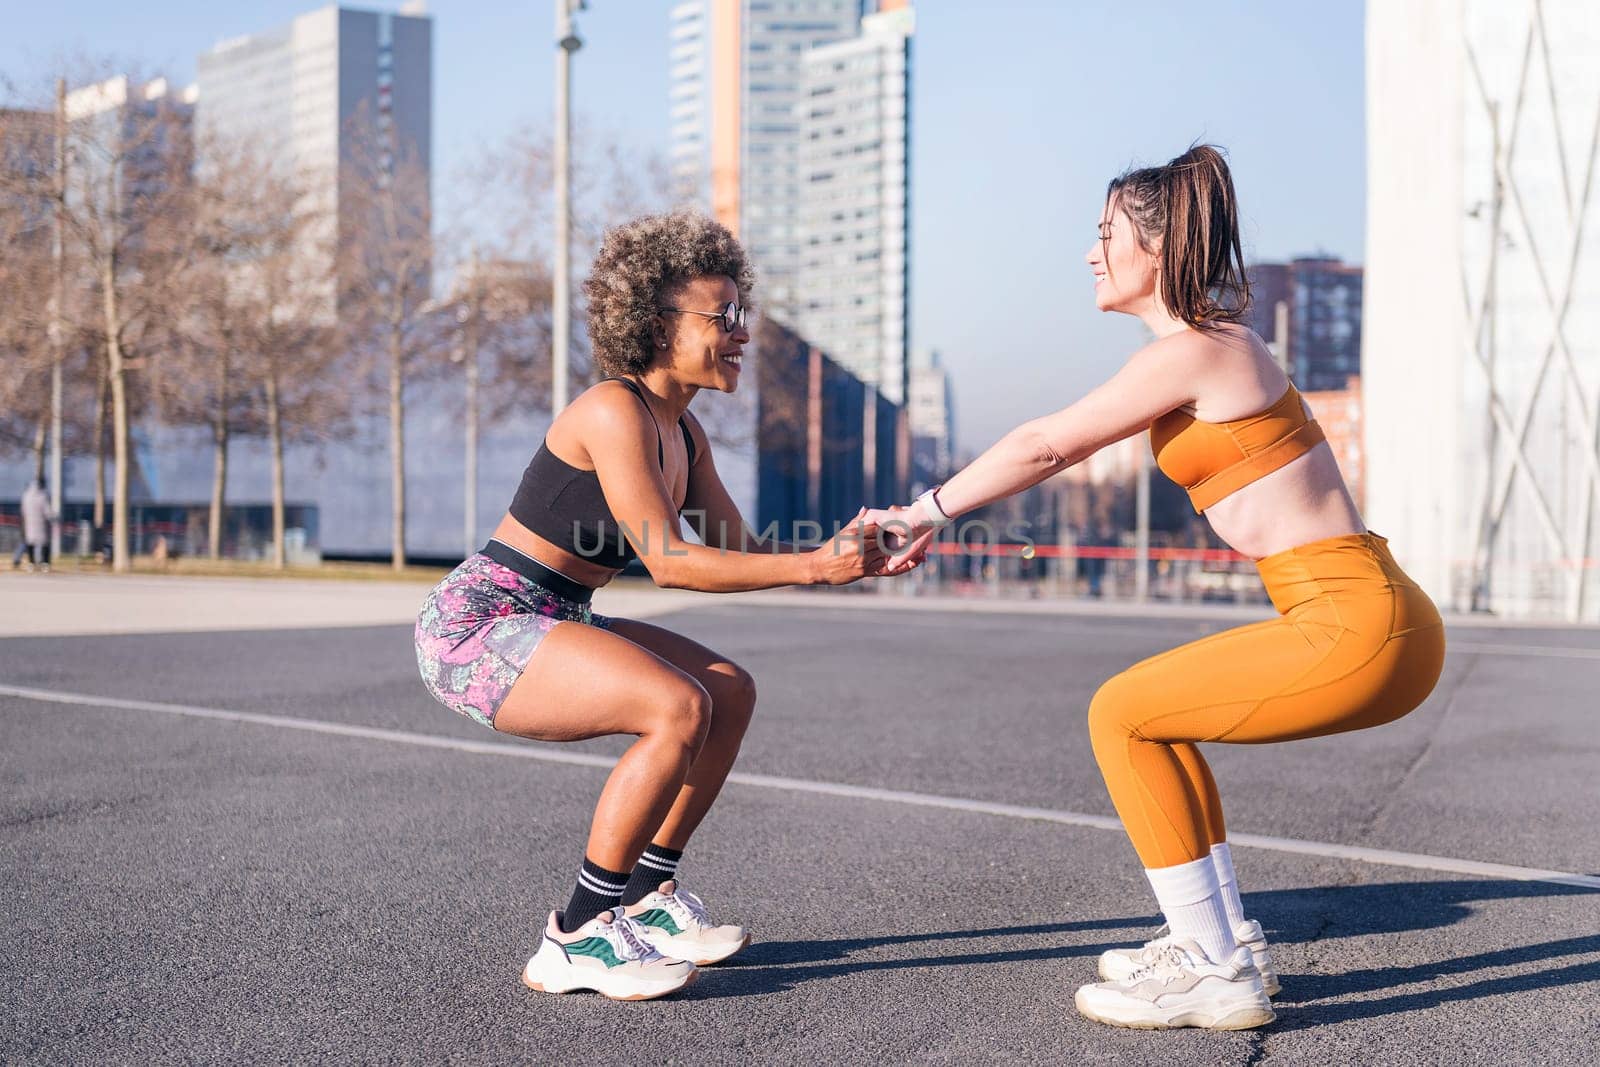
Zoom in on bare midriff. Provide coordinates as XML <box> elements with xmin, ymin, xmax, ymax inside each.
<box><xmin>1202</xmin><ymin>444</ymin><xmax>1367</xmax><ymax>560</ymax></box>
<box><xmin>489</xmin><ymin>513</ymin><xmax>623</xmax><ymax>590</ymax></box>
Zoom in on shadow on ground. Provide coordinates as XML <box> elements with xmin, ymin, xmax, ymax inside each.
<box><xmin>685</xmin><ymin>878</ymin><xmax>1600</xmax><ymax>1015</ymax></box>
<box><xmin>1250</xmin><ymin>878</ymin><xmax>1600</xmax><ymax>1031</ymax></box>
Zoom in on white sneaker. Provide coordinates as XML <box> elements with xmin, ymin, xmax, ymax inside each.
<box><xmin>624</xmin><ymin>880</ymin><xmax>750</xmax><ymax>965</ymax></box>
<box><xmin>1097</xmin><ymin>919</ymin><xmax>1279</xmax><ymax>996</ymax></box>
<box><xmin>1075</xmin><ymin>938</ymin><xmax>1275</xmax><ymax>1030</ymax></box>
<box><xmin>521</xmin><ymin>909</ymin><xmax>698</xmax><ymax>1001</ymax></box>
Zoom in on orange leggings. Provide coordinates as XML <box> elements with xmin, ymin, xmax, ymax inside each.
<box><xmin>1087</xmin><ymin>532</ymin><xmax>1446</xmax><ymax>869</ymax></box>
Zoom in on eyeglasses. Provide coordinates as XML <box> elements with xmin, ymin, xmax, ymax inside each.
<box><xmin>658</xmin><ymin>300</ymin><xmax>749</xmax><ymax>334</ymax></box>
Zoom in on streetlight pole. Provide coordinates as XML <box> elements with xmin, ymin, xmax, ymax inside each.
<box><xmin>552</xmin><ymin>0</ymin><xmax>584</xmax><ymax>416</ymax></box>
<box><xmin>463</xmin><ymin>246</ymin><xmax>481</xmax><ymax>559</ymax></box>
<box><xmin>49</xmin><ymin>77</ymin><xmax>66</xmax><ymax>561</ymax></box>
<box><xmin>1134</xmin><ymin>437</ymin><xmax>1150</xmax><ymax>602</ymax></box>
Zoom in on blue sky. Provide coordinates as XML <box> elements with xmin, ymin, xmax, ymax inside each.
<box><xmin>4</xmin><ymin>1</ymin><xmax>1366</xmax><ymax>450</ymax></box>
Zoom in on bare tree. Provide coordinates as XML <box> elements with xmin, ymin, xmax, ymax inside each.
<box><xmin>49</xmin><ymin>76</ymin><xmax>193</xmax><ymax>570</ymax></box>
<box><xmin>153</xmin><ymin>131</ymin><xmax>290</xmax><ymax>559</ymax></box>
<box><xmin>451</xmin><ymin>123</ymin><xmax>672</xmax><ymax>414</ymax></box>
<box><xmin>132</xmin><ymin>120</ymin><xmax>344</xmax><ymax>570</ymax></box>
<box><xmin>1</xmin><ymin>98</ymin><xmax>105</xmax><ymax>554</ymax></box>
<box><xmin>0</xmin><ymin>106</ymin><xmax>58</xmax><ymax>476</ymax></box>
<box><xmin>453</xmin><ymin>129</ymin><xmax>758</xmax><ymax>455</ymax></box>
<box><xmin>252</xmin><ymin>314</ymin><xmax>343</xmax><ymax>570</ymax></box>
<box><xmin>187</xmin><ymin>263</ymin><xmax>245</xmax><ymax>560</ymax></box>
<box><xmin>422</xmin><ymin>246</ymin><xmax>556</xmax><ymax>554</ymax></box>
<box><xmin>89</xmin><ymin>343</ymin><xmax>108</xmax><ymax>529</ymax></box>
<box><xmin>338</xmin><ymin>117</ymin><xmax>440</xmax><ymax>571</ymax></box>
<box><xmin>229</xmin><ymin>159</ymin><xmax>344</xmax><ymax>569</ymax></box>
<box><xmin>453</xmin><ymin>252</ymin><xmax>555</xmax><ymax>424</ymax></box>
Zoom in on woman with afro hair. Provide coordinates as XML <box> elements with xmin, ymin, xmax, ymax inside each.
<box><xmin>415</xmin><ymin>211</ymin><xmax>908</xmax><ymax>1001</ymax></box>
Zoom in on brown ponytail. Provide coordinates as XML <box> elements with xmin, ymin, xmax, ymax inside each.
<box><xmin>1106</xmin><ymin>144</ymin><xmax>1250</xmax><ymax>330</ymax></box>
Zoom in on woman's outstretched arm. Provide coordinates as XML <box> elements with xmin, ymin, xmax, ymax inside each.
<box><xmin>588</xmin><ymin>395</ymin><xmax>884</xmax><ymax>590</ymax></box>
<box><xmin>892</xmin><ymin>334</ymin><xmax>1214</xmax><ymax>534</ymax></box>
<box><xmin>679</xmin><ymin>411</ymin><xmax>803</xmax><ymax>554</ymax></box>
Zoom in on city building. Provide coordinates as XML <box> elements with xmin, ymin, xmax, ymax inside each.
<box><xmin>91</xmin><ymin>4</ymin><xmax>445</xmax><ymax>559</ymax></box>
<box><xmin>907</xmin><ymin>347</ymin><xmax>953</xmax><ymax>492</ymax></box>
<box><xmin>666</xmin><ymin>2</ymin><xmax>710</xmax><ymax>203</ymax></box>
<box><xmin>793</xmin><ymin>3</ymin><xmax>913</xmax><ymax>408</ymax></box>
<box><xmin>669</xmin><ymin>1</ymin><xmax>914</xmax><ymax>505</ymax></box>
<box><xmin>64</xmin><ymin>75</ymin><xmax>197</xmax><ymax>242</ymax></box>
<box><xmin>1246</xmin><ymin>261</ymin><xmax>1292</xmax><ymax>372</ymax></box>
<box><xmin>669</xmin><ymin>0</ymin><xmax>862</xmax><ymax>320</ymax></box>
<box><xmin>3</xmin><ymin>5</ymin><xmax>448</xmax><ymax>560</ymax></box>
<box><xmin>0</xmin><ymin>106</ymin><xmax>55</xmax><ymax>242</ymax></box>
<box><xmin>1247</xmin><ymin>256</ymin><xmax>1364</xmax><ymax>392</ymax></box>
<box><xmin>754</xmin><ymin>317</ymin><xmax>892</xmax><ymax>536</ymax></box>
<box><xmin>196</xmin><ymin>3</ymin><xmax>432</xmax><ymax>296</ymax></box>
<box><xmin>1367</xmin><ymin>0</ymin><xmax>1600</xmax><ymax>620</ymax></box>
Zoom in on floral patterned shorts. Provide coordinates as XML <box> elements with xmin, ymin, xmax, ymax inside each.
<box><xmin>414</xmin><ymin>553</ymin><xmax>612</xmax><ymax>729</ymax></box>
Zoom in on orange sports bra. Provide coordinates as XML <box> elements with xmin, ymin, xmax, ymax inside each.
<box><xmin>1150</xmin><ymin>382</ymin><xmax>1326</xmax><ymax>513</ymax></box>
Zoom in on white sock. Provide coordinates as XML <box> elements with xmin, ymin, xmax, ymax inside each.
<box><xmin>1145</xmin><ymin>856</ymin><xmax>1236</xmax><ymax>964</ymax></box>
<box><xmin>1211</xmin><ymin>842</ymin><xmax>1246</xmax><ymax>929</ymax></box>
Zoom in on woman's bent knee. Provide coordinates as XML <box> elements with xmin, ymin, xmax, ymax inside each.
<box><xmin>1087</xmin><ymin>674</ymin><xmax>1137</xmax><ymax>748</ymax></box>
<box><xmin>715</xmin><ymin>662</ymin><xmax>758</xmax><ymax>724</ymax></box>
<box><xmin>654</xmin><ymin>680</ymin><xmax>713</xmax><ymax>754</ymax></box>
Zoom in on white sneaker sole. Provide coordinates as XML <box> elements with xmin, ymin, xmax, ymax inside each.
<box><xmin>1097</xmin><ymin>948</ymin><xmax>1281</xmax><ymax>997</ymax></box>
<box><xmin>520</xmin><ymin>957</ymin><xmax>698</xmax><ymax>1002</ymax></box>
<box><xmin>1074</xmin><ymin>987</ymin><xmax>1275</xmax><ymax>1031</ymax></box>
<box><xmin>639</xmin><ymin>930</ymin><xmax>751</xmax><ymax>966</ymax></box>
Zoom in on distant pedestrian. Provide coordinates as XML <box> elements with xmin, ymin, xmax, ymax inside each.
<box><xmin>11</xmin><ymin>479</ymin><xmax>53</xmax><ymax>572</ymax></box>
<box><xmin>1082</xmin><ymin>521</ymin><xmax>1114</xmax><ymax>597</ymax></box>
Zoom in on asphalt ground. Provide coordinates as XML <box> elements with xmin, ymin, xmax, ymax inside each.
<box><xmin>3</xmin><ymin>600</ymin><xmax>1598</xmax><ymax>1064</ymax></box>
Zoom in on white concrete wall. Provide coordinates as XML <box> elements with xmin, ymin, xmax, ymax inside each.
<box><xmin>1366</xmin><ymin>0</ymin><xmax>1600</xmax><ymax>621</ymax></box>
<box><xmin>1362</xmin><ymin>0</ymin><xmax>1466</xmax><ymax>607</ymax></box>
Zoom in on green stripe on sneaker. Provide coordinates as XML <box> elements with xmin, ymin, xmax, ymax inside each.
<box><xmin>633</xmin><ymin>908</ymin><xmax>683</xmax><ymax>936</ymax></box>
<box><xmin>565</xmin><ymin>936</ymin><xmax>626</xmax><ymax>968</ymax></box>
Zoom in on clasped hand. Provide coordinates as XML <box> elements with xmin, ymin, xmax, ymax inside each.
<box><xmin>811</xmin><ymin>505</ymin><xmax>937</xmax><ymax>583</ymax></box>
<box><xmin>860</xmin><ymin>504</ymin><xmax>938</xmax><ymax>574</ymax></box>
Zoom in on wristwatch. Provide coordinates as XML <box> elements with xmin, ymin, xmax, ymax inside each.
<box><xmin>915</xmin><ymin>486</ymin><xmax>953</xmax><ymax>527</ymax></box>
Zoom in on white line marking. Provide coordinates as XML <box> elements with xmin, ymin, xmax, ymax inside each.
<box><xmin>689</xmin><ymin>608</ymin><xmax>1600</xmax><ymax>658</ymax></box>
<box><xmin>4</xmin><ymin>682</ymin><xmax>1598</xmax><ymax>891</ymax></box>
<box><xmin>1447</xmin><ymin>641</ymin><xmax>1600</xmax><ymax>661</ymax></box>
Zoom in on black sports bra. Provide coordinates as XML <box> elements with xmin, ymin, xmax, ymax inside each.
<box><xmin>508</xmin><ymin>377</ymin><xmax>696</xmax><ymax>569</ymax></box>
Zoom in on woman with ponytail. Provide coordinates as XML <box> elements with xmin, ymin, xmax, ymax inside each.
<box><xmin>869</xmin><ymin>145</ymin><xmax>1444</xmax><ymax>1030</ymax></box>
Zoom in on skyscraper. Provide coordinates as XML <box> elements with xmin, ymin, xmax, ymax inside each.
<box><xmin>1366</xmin><ymin>0</ymin><xmax>1600</xmax><ymax>621</ymax></box>
<box><xmin>1288</xmin><ymin>257</ymin><xmax>1363</xmax><ymax>393</ymax></box>
<box><xmin>196</xmin><ymin>4</ymin><xmax>432</xmax><ymax>290</ymax></box>
<box><xmin>1247</xmin><ymin>256</ymin><xmax>1364</xmax><ymax>392</ymax></box>
<box><xmin>669</xmin><ymin>1</ymin><xmax>914</xmax><ymax>503</ymax></box>
<box><xmin>908</xmin><ymin>347</ymin><xmax>953</xmax><ymax>492</ymax></box>
<box><xmin>794</xmin><ymin>3</ymin><xmax>913</xmax><ymax>407</ymax></box>
<box><xmin>669</xmin><ymin>0</ymin><xmax>862</xmax><ymax>319</ymax></box>
<box><xmin>113</xmin><ymin>4</ymin><xmax>444</xmax><ymax>559</ymax></box>
<box><xmin>667</xmin><ymin>2</ymin><xmax>711</xmax><ymax>203</ymax></box>
<box><xmin>667</xmin><ymin>0</ymin><xmax>912</xmax><ymax>398</ymax></box>
<box><xmin>1246</xmin><ymin>261</ymin><xmax>1291</xmax><ymax>372</ymax></box>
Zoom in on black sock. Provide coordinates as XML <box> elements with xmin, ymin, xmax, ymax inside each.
<box><xmin>560</xmin><ymin>857</ymin><xmax>630</xmax><ymax>933</ymax></box>
<box><xmin>621</xmin><ymin>844</ymin><xmax>684</xmax><ymax>905</ymax></box>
